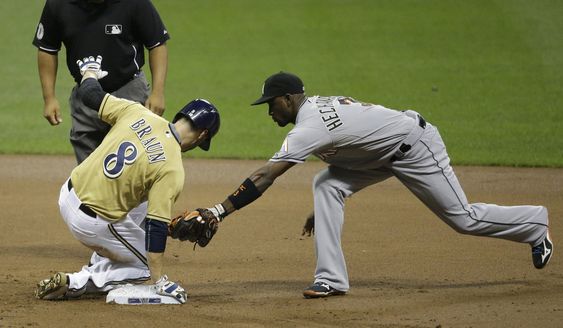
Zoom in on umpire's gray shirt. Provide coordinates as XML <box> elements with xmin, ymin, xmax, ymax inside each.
<box><xmin>270</xmin><ymin>96</ymin><xmax>416</xmax><ymax>170</ymax></box>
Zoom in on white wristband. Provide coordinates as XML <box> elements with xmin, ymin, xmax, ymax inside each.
<box><xmin>209</xmin><ymin>203</ymin><xmax>226</xmax><ymax>221</ymax></box>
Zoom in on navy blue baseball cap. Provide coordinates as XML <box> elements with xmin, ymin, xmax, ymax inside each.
<box><xmin>251</xmin><ymin>72</ymin><xmax>305</xmax><ymax>105</ymax></box>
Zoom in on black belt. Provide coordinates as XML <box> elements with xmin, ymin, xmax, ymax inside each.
<box><xmin>390</xmin><ymin>116</ymin><xmax>427</xmax><ymax>162</ymax></box>
<box><xmin>67</xmin><ymin>179</ymin><xmax>97</xmax><ymax>218</ymax></box>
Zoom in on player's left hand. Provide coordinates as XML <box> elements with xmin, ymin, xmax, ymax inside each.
<box><xmin>145</xmin><ymin>92</ymin><xmax>165</xmax><ymax>116</ymax></box>
<box><xmin>155</xmin><ymin>275</ymin><xmax>187</xmax><ymax>304</ymax></box>
<box><xmin>76</xmin><ymin>55</ymin><xmax>108</xmax><ymax>80</ymax></box>
<box><xmin>302</xmin><ymin>213</ymin><xmax>314</xmax><ymax>237</ymax></box>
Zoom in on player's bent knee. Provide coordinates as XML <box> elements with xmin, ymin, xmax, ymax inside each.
<box><xmin>312</xmin><ymin>169</ymin><xmax>331</xmax><ymax>188</ymax></box>
<box><xmin>313</xmin><ymin>179</ymin><xmax>346</xmax><ymax>201</ymax></box>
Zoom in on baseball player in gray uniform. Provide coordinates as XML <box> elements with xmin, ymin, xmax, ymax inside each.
<box><xmin>198</xmin><ymin>72</ymin><xmax>553</xmax><ymax>299</ymax></box>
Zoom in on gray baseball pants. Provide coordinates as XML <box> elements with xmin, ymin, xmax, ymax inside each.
<box><xmin>69</xmin><ymin>72</ymin><xmax>150</xmax><ymax>164</ymax></box>
<box><xmin>312</xmin><ymin>123</ymin><xmax>549</xmax><ymax>291</ymax></box>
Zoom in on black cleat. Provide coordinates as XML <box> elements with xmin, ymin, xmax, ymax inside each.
<box><xmin>532</xmin><ymin>232</ymin><xmax>553</xmax><ymax>269</ymax></box>
<box><xmin>303</xmin><ymin>282</ymin><xmax>346</xmax><ymax>299</ymax></box>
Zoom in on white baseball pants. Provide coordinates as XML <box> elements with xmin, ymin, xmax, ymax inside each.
<box><xmin>58</xmin><ymin>179</ymin><xmax>150</xmax><ymax>296</ymax></box>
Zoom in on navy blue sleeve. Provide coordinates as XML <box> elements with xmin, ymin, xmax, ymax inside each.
<box><xmin>145</xmin><ymin>219</ymin><xmax>168</xmax><ymax>253</ymax></box>
<box><xmin>77</xmin><ymin>78</ymin><xmax>107</xmax><ymax>111</ymax></box>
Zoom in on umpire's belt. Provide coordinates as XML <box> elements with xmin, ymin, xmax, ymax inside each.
<box><xmin>390</xmin><ymin>112</ymin><xmax>426</xmax><ymax>162</ymax></box>
<box><xmin>67</xmin><ymin>179</ymin><xmax>97</xmax><ymax>218</ymax></box>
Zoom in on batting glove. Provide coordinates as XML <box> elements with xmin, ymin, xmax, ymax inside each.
<box><xmin>76</xmin><ymin>55</ymin><xmax>108</xmax><ymax>80</ymax></box>
<box><xmin>155</xmin><ymin>275</ymin><xmax>187</xmax><ymax>304</ymax></box>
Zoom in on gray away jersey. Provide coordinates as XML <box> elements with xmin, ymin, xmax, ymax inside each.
<box><xmin>270</xmin><ymin>96</ymin><xmax>417</xmax><ymax>170</ymax></box>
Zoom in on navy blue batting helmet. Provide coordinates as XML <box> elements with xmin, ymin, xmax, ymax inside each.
<box><xmin>173</xmin><ymin>99</ymin><xmax>220</xmax><ymax>151</ymax></box>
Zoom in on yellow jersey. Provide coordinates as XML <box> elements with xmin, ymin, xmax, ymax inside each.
<box><xmin>70</xmin><ymin>95</ymin><xmax>184</xmax><ymax>223</ymax></box>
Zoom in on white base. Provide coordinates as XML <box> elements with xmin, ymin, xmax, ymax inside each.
<box><xmin>106</xmin><ymin>284</ymin><xmax>183</xmax><ymax>305</ymax></box>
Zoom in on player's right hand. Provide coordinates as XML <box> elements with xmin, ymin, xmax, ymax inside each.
<box><xmin>302</xmin><ymin>213</ymin><xmax>314</xmax><ymax>237</ymax></box>
<box><xmin>43</xmin><ymin>97</ymin><xmax>62</xmax><ymax>125</ymax></box>
<box><xmin>76</xmin><ymin>55</ymin><xmax>108</xmax><ymax>80</ymax></box>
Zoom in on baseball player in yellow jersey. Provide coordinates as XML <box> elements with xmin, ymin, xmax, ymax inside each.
<box><xmin>35</xmin><ymin>56</ymin><xmax>221</xmax><ymax>303</ymax></box>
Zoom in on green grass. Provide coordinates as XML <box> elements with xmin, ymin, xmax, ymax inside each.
<box><xmin>2</xmin><ymin>0</ymin><xmax>562</xmax><ymax>166</ymax></box>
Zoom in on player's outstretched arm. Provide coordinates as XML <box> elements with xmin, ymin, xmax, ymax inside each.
<box><xmin>170</xmin><ymin>161</ymin><xmax>296</xmax><ymax>248</ymax></box>
<box><xmin>207</xmin><ymin>160</ymin><xmax>296</xmax><ymax>220</ymax></box>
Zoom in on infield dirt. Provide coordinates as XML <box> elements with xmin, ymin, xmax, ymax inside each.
<box><xmin>1</xmin><ymin>155</ymin><xmax>561</xmax><ymax>327</ymax></box>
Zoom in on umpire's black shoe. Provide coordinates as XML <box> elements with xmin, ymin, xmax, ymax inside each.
<box><xmin>532</xmin><ymin>231</ymin><xmax>553</xmax><ymax>269</ymax></box>
<box><xmin>303</xmin><ymin>282</ymin><xmax>346</xmax><ymax>299</ymax></box>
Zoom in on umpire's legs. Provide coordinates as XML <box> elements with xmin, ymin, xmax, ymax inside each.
<box><xmin>69</xmin><ymin>71</ymin><xmax>150</xmax><ymax>164</ymax></box>
<box><xmin>312</xmin><ymin>166</ymin><xmax>392</xmax><ymax>291</ymax></box>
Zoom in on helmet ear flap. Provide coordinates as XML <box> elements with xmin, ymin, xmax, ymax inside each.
<box><xmin>197</xmin><ymin>129</ymin><xmax>211</xmax><ymax>151</ymax></box>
